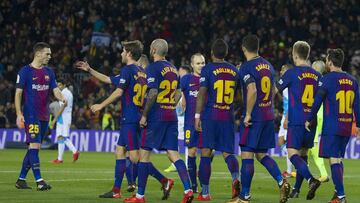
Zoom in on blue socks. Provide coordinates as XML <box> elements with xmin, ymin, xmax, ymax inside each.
<box><xmin>260</xmin><ymin>155</ymin><xmax>283</xmax><ymax>186</ymax></box>
<box><xmin>331</xmin><ymin>163</ymin><xmax>345</xmax><ymax>197</ymax></box>
<box><xmin>293</xmin><ymin>156</ymin><xmax>307</xmax><ymax>191</ymax></box>
<box><xmin>125</xmin><ymin>158</ymin><xmax>133</xmax><ymax>185</ymax></box>
<box><xmin>19</xmin><ymin>150</ymin><xmax>31</xmax><ymax>180</ymax></box>
<box><xmin>137</xmin><ymin>162</ymin><xmax>149</xmax><ymax>195</ymax></box>
<box><xmin>149</xmin><ymin>162</ymin><xmax>166</xmax><ymax>183</ymax></box>
<box><xmin>187</xmin><ymin>156</ymin><xmax>197</xmax><ymax>188</ymax></box>
<box><xmin>113</xmin><ymin>159</ymin><xmax>126</xmax><ymax>192</ymax></box>
<box><xmin>290</xmin><ymin>154</ymin><xmax>313</xmax><ymax>181</ymax></box>
<box><xmin>225</xmin><ymin>155</ymin><xmax>240</xmax><ymax>182</ymax></box>
<box><xmin>29</xmin><ymin>149</ymin><xmax>42</xmax><ymax>182</ymax></box>
<box><xmin>199</xmin><ymin>157</ymin><xmax>211</xmax><ymax>195</ymax></box>
<box><xmin>174</xmin><ymin>159</ymin><xmax>191</xmax><ymax>190</ymax></box>
<box><xmin>241</xmin><ymin>159</ymin><xmax>254</xmax><ymax>198</ymax></box>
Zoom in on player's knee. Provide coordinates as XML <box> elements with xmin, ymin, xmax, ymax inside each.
<box><xmin>329</xmin><ymin>157</ymin><xmax>341</xmax><ymax>164</ymax></box>
<box><xmin>129</xmin><ymin>151</ymin><xmax>139</xmax><ymax>163</ymax></box>
<box><xmin>241</xmin><ymin>151</ymin><xmax>254</xmax><ymax>159</ymax></box>
<box><xmin>115</xmin><ymin>146</ymin><xmax>126</xmax><ymax>159</ymax></box>
<box><xmin>29</xmin><ymin>143</ymin><xmax>41</xmax><ymax>149</ymax></box>
<box><xmin>188</xmin><ymin>147</ymin><xmax>197</xmax><ymax>157</ymax></box>
<box><xmin>167</xmin><ymin>150</ymin><xmax>180</xmax><ymax>162</ymax></box>
<box><xmin>255</xmin><ymin>153</ymin><xmax>266</xmax><ymax>161</ymax></box>
<box><xmin>58</xmin><ymin>136</ymin><xmax>65</xmax><ymax>141</ymax></box>
<box><xmin>200</xmin><ymin>148</ymin><xmax>212</xmax><ymax>157</ymax></box>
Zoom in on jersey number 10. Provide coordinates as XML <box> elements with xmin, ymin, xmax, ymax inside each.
<box><xmin>336</xmin><ymin>90</ymin><xmax>354</xmax><ymax>114</ymax></box>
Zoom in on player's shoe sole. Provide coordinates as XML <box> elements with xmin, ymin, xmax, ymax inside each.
<box><xmin>279</xmin><ymin>179</ymin><xmax>291</xmax><ymax>203</ymax></box>
<box><xmin>123</xmin><ymin>195</ymin><xmax>145</xmax><ymax>203</ymax></box>
<box><xmin>195</xmin><ymin>194</ymin><xmax>211</xmax><ymax>201</ymax></box>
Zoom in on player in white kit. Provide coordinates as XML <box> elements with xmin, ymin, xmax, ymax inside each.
<box><xmin>51</xmin><ymin>80</ymin><xmax>79</xmax><ymax>163</ymax></box>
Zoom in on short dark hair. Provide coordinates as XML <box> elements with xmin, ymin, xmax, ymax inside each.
<box><xmin>293</xmin><ymin>41</ymin><xmax>310</xmax><ymax>60</ymax></box>
<box><xmin>33</xmin><ymin>42</ymin><xmax>50</xmax><ymax>54</ymax></box>
<box><xmin>179</xmin><ymin>65</ymin><xmax>192</xmax><ymax>73</ymax></box>
<box><xmin>122</xmin><ymin>40</ymin><xmax>143</xmax><ymax>61</ymax></box>
<box><xmin>242</xmin><ymin>34</ymin><xmax>259</xmax><ymax>53</ymax></box>
<box><xmin>327</xmin><ymin>48</ymin><xmax>344</xmax><ymax>67</ymax></box>
<box><xmin>57</xmin><ymin>78</ymin><xmax>66</xmax><ymax>86</ymax></box>
<box><xmin>211</xmin><ymin>39</ymin><xmax>228</xmax><ymax>59</ymax></box>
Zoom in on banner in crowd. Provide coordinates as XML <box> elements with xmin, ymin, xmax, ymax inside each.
<box><xmin>1</xmin><ymin>129</ymin><xmax>360</xmax><ymax>159</ymax></box>
<box><xmin>91</xmin><ymin>32</ymin><xmax>111</xmax><ymax>47</ymax></box>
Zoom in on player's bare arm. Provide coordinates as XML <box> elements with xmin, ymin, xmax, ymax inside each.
<box><xmin>180</xmin><ymin>92</ymin><xmax>186</xmax><ymax>111</ymax></box>
<box><xmin>91</xmin><ymin>88</ymin><xmax>123</xmax><ymax>113</ymax></box>
<box><xmin>140</xmin><ymin>88</ymin><xmax>158</xmax><ymax>128</ymax></box>
<box><xmin>15</xmin><ymin>88</ymin><xmax>24</xmax><ymax>128</ymax></box>
<box><xmin>174</xmin><ymin>89</ymin><xmax>182</xmax><ymax>104</ymax></box>
<box><xmin>51</xmin><ymin>102</ymin><xmax>66</xmax><ymax>127</ymax></box>
<box><xmin>195</xmin><ymin>86</ymin><xmax>207</xmax><ymax>131</ymax></box>
<box><xmin>75</xmin><ymin>61</ymin><xmax>111</xmax><ymax>84</ymax></box>
<box><xmin>53</xmin><ymin>87</ymin><xmax>67</xmax><ymax>104</ymax></box>
<box><xmin>244</xmin><ymin>82</ymin><xmax>257</xmax><ymax>127</ymax></box>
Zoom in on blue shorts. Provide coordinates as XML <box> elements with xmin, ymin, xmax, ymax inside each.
<box><xmin>239</xmin><ymin>120</ymin><xmax>275</xmax><ymax>152</ymax></box>
<box><xmin>25</xmin><ymin>119</ymin><xmax>49</xmax><ymax>144</ymax></box>
<box><xmin>319</xmin><ymin>135</ymin><xmax>350</xmax><ymax>158</ymax></box>
<box><xmin>141</xmin><ymin>121</ymin><xmax>178</xmax><ymax>151</ymax></box>
<box><xmin>199</xmin><ymin>120</ymin><xmax>235</xmax><ymax>154</ymax></box>
<box><xmin>286</xmin><ymin>125</ymin><xmax>316</xmax><ymax>149</ymax></box>
<box><xmin>118</xmin><ymin>123</ymin><xmax>140</xmax><ymax>151</ymax></box>
<box><xmin>184</xmin><ymin>125</ymin><xmax>199</xmax><ymax>148</ymax></box>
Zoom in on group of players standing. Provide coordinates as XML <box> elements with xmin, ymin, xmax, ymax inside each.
<box><xmin>14</xmin><ymin>34</ymin><xmax>360</xmax><ymax>203</ymax></box>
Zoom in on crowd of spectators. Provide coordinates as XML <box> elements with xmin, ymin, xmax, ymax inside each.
<box><xmin>0</xmin><ymin>0</ymin><xmax>360</xmax><ymax>130</ymax></box>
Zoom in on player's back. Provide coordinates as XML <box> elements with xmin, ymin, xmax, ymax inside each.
<box><xmin>200</xmin><ymin>62</ymin><xmax>239</xmax><ymax>121</ymax></box>
<box><xmin>321</xmin><ymin>71</ymin><xmax>359</xmax><ymax>136</ymax></box>
<box><xmin>239</xmin><ymin>57</ymin><xmax>275</xmax><ymax>121</ymax></box>
<box><xmin>146</xmin><ymin>60</ymin><xmax>179</xmax><ymax>122</ymax></box>
<box><xmin>16</xmin><ymin>65</ymin><xmax>57</xmax><ymax>121</ymax></box>
<box><xmin>277</xmin><ymin>66</ymin><xmax>321</xmax><ymax>125</ymax></box>
<box><xmin>119</xmin><ymin>64</ymin><xmax>147</xmax><ymax>124</ymax></box>
<box><xmin>181</xmin><ymin>73</ymin><xmax>200</xmax><ymax>126</ymax></box>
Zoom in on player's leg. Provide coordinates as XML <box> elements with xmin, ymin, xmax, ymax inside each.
<box><xmin>223</xmin><ymin>152</ymin><xmax>240</xmax><ymax>199</ymax></box>
<box><xmin>62</xmin><ymin>121</ymin><xmax>79</xmax><ymax>162</ymax></box>
<box><xmin>125</xmin><ymin>152</ymin><xmax>136</xmax><ymax>192</ymax></box>
<box><xmin>310</xmin><ymin>142</ymin><xmax>329</xmax><ymax>182</ymax></box>
<box><xmin>55</xmin><ymin>136</ymin><xmax>65</xmax><ymax>163</ymax></box>
<box><xmin>239</xmin><ymin>149</ymin><xmax>254</xmax><ymax>201</ymax></box>
<box><xmin>16</xmin><ymin>149</ymin><xmax>31</xmax><ymax>189</ymax></box>
<box><xmin>321</xmin><ymin>135</ymin><xmax>349</xmax><ymax>202</ymax></box>
<box><xmin>187</xmin><ymin>146</ymin><xmax>198</xmax><ymax>193</ymax></box>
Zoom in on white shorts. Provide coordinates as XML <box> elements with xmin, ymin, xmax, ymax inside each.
<box><xmin>178</xmin><ymin>116</ymin><xmax>184</xmax><ymax>140</ymax></box>
<box><xmin>56</xmin><ymin>114</ymin><xmax>71</xmax><ymax>138</ymax></box>
<box><xmin>278</xmin><ymin>115</ymin><xmax>287</xmax><ymax>140</ymax></box>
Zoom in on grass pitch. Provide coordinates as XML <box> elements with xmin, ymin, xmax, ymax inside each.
<box><xmin>0</xmin><ymin>149</ymin><xmax>359</xmax><ymax>203</ymax></box>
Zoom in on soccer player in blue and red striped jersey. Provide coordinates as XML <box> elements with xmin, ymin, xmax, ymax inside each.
<box><xmin>233</xmin><ymin>35</ymin><xmax>290</xmax><ymax>203</ymax></box>
<box><xmin>15</xmin><ymin>42</ymin><xmax>66</xmax><ymax>191</ymax></box>
<box><xmin>276</xmin><ymin>41</ymin><xmax>322</xmax><ymax>200</ymax></box>
<box><xmin>195</xmin><ymin>39</ymin><xmax>240</xmax><ymax>201</ymax></box>
<box><xmin>124</xmin><ymin>39</ymin><xmax>193</xmax><ymax>203</ymax></box>
<box><xmin>180</xmin><ymin>53</ymin><xmax>205</xmax><ymax>194</ymax></box>
<box><xmin>305</xmin><ymin>49</ymin><xmax>360</xmax><ymax>203</ymax></box>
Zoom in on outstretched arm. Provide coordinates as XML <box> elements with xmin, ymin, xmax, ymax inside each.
<box><xmin>75</xmin><ymin>61</ymin><xmax>111</xmax><ymax>84</ymax></box>
<box><xmin>91</xmin><ymin>88</ymin><xmax>123</xmax><ymax>112</ymax></box>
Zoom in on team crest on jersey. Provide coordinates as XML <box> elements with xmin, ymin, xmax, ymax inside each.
<box><xmin>45</xmin><ymin>75</ymin><xmax>50</xmax><ymax>81</ymax></box>
<box><xmin>200</xmin><ymin>77</ymin><xmax>205</xmax><ymax>82</ymax></box>
<box><xmin>318</xmin><ymin>81</ymin><xmax>323</xmax><ymax>86</ymax></box>
<box><xmin>119</xmin><ymin>78</ymin><xmax>126</xmax><ymax>84</ymax></box>
<box><xmin>243</xmin><ymin>74</ymin><xmax>250</xmax><ymax>82</ymax></box>
<box><xmin>278</xmin><ymin>79</ymin><xmax>283</xmax><ymax>85</ymax></box>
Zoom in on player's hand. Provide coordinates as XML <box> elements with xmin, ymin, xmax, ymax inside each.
<box><xmin>195</xmin><ymin>118</ymin><xmax>202</xmax><ymax>132</ymax></box>
<box><xmin>50</xmin><ymin>119</ymin><xmax>56</xmax><ymax>128</ymax></box>
<box><xmin>75</xmin><ymin>61</ymin><xmax>90</xmax><ymax>72</ymax></box>
<box><xmin>139</xmin><ymin>116</ymin><xmax>147</xmax><ymax>128</ymax></box>
<box><xmin>90</xmin><ymin>104</ymin><xmax>103</xmax><ymax>113</ymax></box>
<box><xmin>278</xmin><ymin>136</ymin><xmax>285</xmax><ymax>146</ymax></box>
<box><xmin>244</xmin><ymin>114</ymin><xmax>252</xmax><ymax>127</ymax></box>
<box><xmin>16</xmin><ymin>114</ymin><xmax>25</xmax><ymax>129</ymax></box>
<box><xmin>305</xmin><ymin>121</ymin><xmax>311</xmax><ymax>132</ymax></box>
<box><xmin>284</xmin><ymin>117</ymin><xmax>288</xmax><ymax>129</ymax></box>
<box><xmin>356</xmin><ymin>127</ymin><xmax>360</xmax><ymax>139</ymax></box>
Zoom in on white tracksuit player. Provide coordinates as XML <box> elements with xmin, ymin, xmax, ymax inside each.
<box><xmin>51</xmin><ymin>81</ymin><xmax>79</xmax><ymax>163</ymax></box>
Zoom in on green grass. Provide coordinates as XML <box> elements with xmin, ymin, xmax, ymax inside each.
<box><xmin>0</xmin><ymin>149</ymin><xmax>359</xmax><ymax>203</ymax></box>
